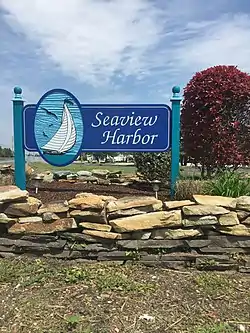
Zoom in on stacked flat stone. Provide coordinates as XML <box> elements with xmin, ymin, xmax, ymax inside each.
<box><xmin>0</xmin><ymin>185</ymin><xmax>249</xmax><ymax>272</ymax></box>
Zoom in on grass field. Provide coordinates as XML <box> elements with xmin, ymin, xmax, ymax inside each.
<box><xmin>0</xmin><ymin>259</ymin><xmax>249</xmax><ymax>333</ymax></box>
<box><xmin>30</xmin><ymin>162</ymin><xmax>136</xmax><ymax>175</ymax></box>
<box><xmin>29</xmin><ymin>162</ymin><xmax>250</xmax><ymax>178</ymax></box>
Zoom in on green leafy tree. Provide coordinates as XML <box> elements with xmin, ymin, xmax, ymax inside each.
<box><xmin>133</xmin><ymin>152</ymin><xmax>171</xmax><ymax>184</ymax></box>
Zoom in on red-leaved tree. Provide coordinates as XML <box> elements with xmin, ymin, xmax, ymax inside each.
<box><xmin>181</xmin><ymin>65</ymin><xmax>250</xmax><ymax>176</ymax></box>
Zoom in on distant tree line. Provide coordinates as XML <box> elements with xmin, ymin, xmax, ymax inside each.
<box><xmin>0</xmin><ymin>146</ymin><xmax>13</xmax><ymax>158</ymax></box>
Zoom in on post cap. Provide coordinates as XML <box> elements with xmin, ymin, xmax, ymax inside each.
<box><xmin>172</xmin><ymin>86</ymin><xmax>180</xmax><ymax>94</ymax></box>
<box><xmin>171</xmin><ymin>85</ymin><xmax>182</xmax><ymax>101</ymax></box>
<box><xmin>14</xmin><ymin>86</ymin><xmax>22</xmax><ymax>95</ymax></box>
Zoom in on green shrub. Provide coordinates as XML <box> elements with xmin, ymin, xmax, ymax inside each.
<box><xmin>206</xmin><ymin>170</ymin><xmax>250</xmax><ymax>197</ymax></box>
<box><xmin>133</xmin><ymin>152</ymin><xmax>171</xmax><ymax>184</ymax></box>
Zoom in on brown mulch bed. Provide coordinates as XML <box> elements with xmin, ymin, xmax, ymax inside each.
<box><xmin>27</xmin><ymin>180</ymin><xmax>170</xmax><ymax>203</ymax></box>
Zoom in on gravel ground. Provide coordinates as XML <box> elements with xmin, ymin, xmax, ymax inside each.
<box><xmin>0</xmin><ymin>259</ymin><xmax>249</xmax><ymax>333</ymax></box>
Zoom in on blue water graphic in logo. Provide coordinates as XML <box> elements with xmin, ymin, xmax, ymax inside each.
<box><xmin>34</xmin><ymin>89</ymin><xmax>83</xmax><ymax>166</ymax></box>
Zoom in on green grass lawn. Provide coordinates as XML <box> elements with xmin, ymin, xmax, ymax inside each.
<box><xmin>30</xmin><ymin>162</ymin><xmax>136</xmax><ymax>174</ymax></box>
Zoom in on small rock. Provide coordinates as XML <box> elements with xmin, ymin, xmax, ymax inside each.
<box><xmin>236</xmin><ymin>196</ymin><xmax>250</xmax><ymax>212</ymax></box>
<box><xmin>69</xmin><ymin>193</ymin><xmax>115</xmax><ymax>210</ymax></box>
<box><xmin>238</xmin><ymin>324</ymin><xmax>246</xmax><ymax>333</ymax></box>
<box><xmin>109</xmin><ymin>178</ymin><xmax>125</xmax><ymax>184</ymax></box>
<box><xmin>218</xmin><ymin>224</ymin><xmax>250</xmax><ymax>236</ymax></box>
<box><xmin>53</xmin><ymin>171</ymin><xmax>72</xmax><ymax>180</ymax></box>
<box><xmin>236</xmin><ymin>210</ymin><xmax>250</xmax><ymax>221</ymax></box>
<box><xmin>76</xmin><ymin>192</ymin><xmax>115</xmax><ymax>201</ymax></box>
<box><xmin>0</xmin><ymin>186</ymin><xmax>29</xmax><ymax>203</ymax></box>
<box><xmin>193</xmin><ymin>195</ymin><xmax>237</xmax><ymax>208</ymax></box>
<box><xmin>60</xmin><ymin>232</ymin><xmax>109</xmax><ymax>243</ymax></box>
<box><xmin>0</xmin><ymin>213</ymin><xmax>16</xmax><ymax>224</ymax></box>
<box><xmin>77</xmin><ymin>170</ymin><xmax>92</xmax><ymax>177</ymax></box>
<box><xmin>91</xmin><ymin>169</ymin><xmax>110</xmax><ymax>179</ymax></box>
<box><xmin>117</xmin><ymin>239</ymin><xmax>185</xmax><ymax>250</ymax></box>
<box><xmin>151</xmin><ymin>228</ymin><xmax>203</xmax><ymax>240</ymax></box>
<box><xmin>66</xmin><ymin>173</ymin><xmax>78</xmax><ymax>180</ymax></box>
<box><xmin>8</xmin><ymin>218</ymin><xmax>77</xmax><ymax>234</ymax></box>
<box><xmin>218</xmin><ymin>212</ymin><xmax>239</xmax><ymax>226</ymax></box>
<box><xmin>97</xmin><ymin>179</ymin><xmax>111</xmax><ymax>185</ymax></box>
<box><xmin>183</xmin><ymin>215</ymin><xmax>218</xmax><ymax>227</ymax></box>
<box><xmin>106</xmin><ymin>196</ymin><xmax>162</xmax><ymax>213</ymax></box>
<box><xmin>19</xmin><ymin>216</ymin><xmax>43</xmax><ymax>223</ymax></box>
<box><xmin>81</xmin><ymin>176</ymin><xmax>98</xmax><ymax>183</ymax></box>
<box><xmin>164</xmin><ymin>200</ymin><xmax>195</xmax><ymax>210</ymax></box>
<box><xmin>32</xmin><ymin>173</ymin><xmax>44</xmax><ymax>180</ymax></box>
<box><xmin>242</xmin><ymin>216</ymin><xmax>250</xmax><ymax>225</ymax></box>
<box><xmin>131</xmin><ymin>231</ymin><xmax>151</xmax><ymax>240</ymax></box>
<box><xmin>82</xmin><ymin>229</ymin><xmax>128</xmax><ymax>240</ymax></box>
<box><xmin>183</xmin><ymin>205</ymin><xmax>229</xmax><ymax>216</ymax></box>
<box><xmin>108</xmin><ymin>205</ymin><xmax>162</xmax><ymax>219</ymax></box>
<box><xmin>38</xmin><ymin>201</ymin><xmax>69</xmax><ymax>214</ymax></box>
<box><xmin>43</xmin><ymin>172</ymin><xmax>54</xmax><ymax>183</ymax></box>
<box><xmin>42</xmin><ymin>212</ymin><xmax>60</xmax><ymax>222</ymax></box>
<box><xmin>107</xmin><ymin>171</ymin><xmax>122</xmax><ymax>179</ymax></box>
<box><xmin>239</xmin><ymin>266</ymin><xmax>250</xmax><ymax>273</ymax></box>
<box><xmin>110</xmin><ymin>210</ymin><xmax>182</xmax><ymax>233</ymax></box>
<box><xmin>79</xmin><ymin>222</ymin><xmax>111</xmax><ymax>232</ymax></box>
<box><xmin>25</xmin><ymin>163</ymin><xmax>34</xmax><ymax>176</ymax></box>
<box><xmin>0</xmin><ymin>164</ymin><xmax>12</xmax><ymax>173</ymax></box>
<box><xmin>4</xmin><ymin>197</ymin><xmax>41</xmax><ymax>217</ymax></box>
<box><xmin>70</xmin><ymin>209</ymin><xmax>107</xmax><ymax>223</ymax></box>
<box><xmin>120</xmin><ymin>181</ymin><xmax>133</xmax><ymax>186</ymax></box>
<box><xmin>98</xmin><ymin>251</ymin><xmax>128</xmax><ymax>261</ymax></box>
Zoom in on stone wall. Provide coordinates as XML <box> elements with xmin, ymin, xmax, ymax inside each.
<box><xmin>0</xmin><ymin>185</ymin><xmax>250</xmax><ymax>272</ymax></box>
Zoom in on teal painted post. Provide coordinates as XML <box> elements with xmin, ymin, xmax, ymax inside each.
<box><xmin>12</xmin><ymin>86</ymin><xmax>26</xmax><ymax>190</ymax></box>
<box><xmin>170</xmin><ymin>86</ymin><xmax>182</xmax><ymax>198</ymax></box>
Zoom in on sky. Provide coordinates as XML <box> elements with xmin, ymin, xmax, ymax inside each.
<box><xmin>1</xmin><ymin>0</ymin><xmax>250</xmax><ymax>147</ymax></box>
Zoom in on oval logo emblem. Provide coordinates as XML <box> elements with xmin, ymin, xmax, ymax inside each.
<box><xmin>34</xmin><ymin>89</ymin><xmax>83</xmax><ymax>166</ymax></box>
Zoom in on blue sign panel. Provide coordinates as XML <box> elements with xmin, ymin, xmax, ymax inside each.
<box><xmin>23</xmin><ymin>90</ymin><xmax>171</xmax><ymax>165</ymax></box>
<box><xmin>33</xmin><ymin>89</ymin><xmax>83</xmax><ymax>166</ymax></box>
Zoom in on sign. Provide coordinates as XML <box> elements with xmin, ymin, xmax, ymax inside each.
<box><xmin>12</xmin><ymin>86</ymin><xmax>181</xmax><ymax>196</ymax></box>
<box><xmin>23</xmin><ymin>89</ymin><xmax>171</xmax><ymax>167</ymax></box>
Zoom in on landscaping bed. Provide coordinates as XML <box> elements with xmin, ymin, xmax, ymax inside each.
<box><xmin>27</xmin><ymin>180</ymin><xmax>170</xmax><ymax>203</ymax></box>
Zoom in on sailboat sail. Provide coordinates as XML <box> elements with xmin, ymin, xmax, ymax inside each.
<box><xmin>41</xmin><ymin>103</ymin><xmax>76</xmax><ymax>154</ymax></box>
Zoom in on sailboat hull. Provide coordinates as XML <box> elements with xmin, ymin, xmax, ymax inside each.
<box><xmin>43</xmin><ymin>150</ymin><xmax>65</xmax><ymax>155</ymax></box>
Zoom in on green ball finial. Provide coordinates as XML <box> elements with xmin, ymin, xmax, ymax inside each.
<box><xmin>14</xmin><ymin>86</ymin><xmax>22</xmax><ymax>95</ymax></box>
<box><xmin>172</xmin><ymin>86</ymin><xmax>180</xmax><ymax>94</ymax></box>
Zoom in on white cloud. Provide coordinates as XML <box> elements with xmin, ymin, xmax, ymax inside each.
<box><xmin>0</xmin><ymin>0</ymin><xmax>166</xmax><ymax>86</ymax></box>
<box><xmin>2</xmin><ymin>0</ymin><xmax>250</xmax><ymax>91</ymax></box>
<box><xmin>173</xmin><ymin>14</ymin><xmax>250</xmax><ymax>77</ymax></box>
<box><xmin>2</xmin><ymin>1</ymin><xmax>250</xmax><ymax>147</ymax></box>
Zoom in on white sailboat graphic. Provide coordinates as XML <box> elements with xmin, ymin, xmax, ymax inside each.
<box><xmin>41</xmin><ymin>99</ymin><xmax>77</xmax><ymax>155</ymax></box>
